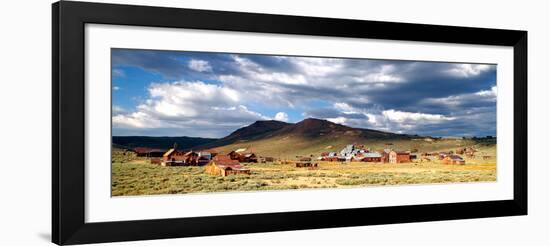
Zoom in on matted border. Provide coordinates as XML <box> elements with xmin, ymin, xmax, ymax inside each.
<box><xmin>53</xmin><ymin>1</ymin><xmax>527</xmax><ymax>245</ymax></box>
<box><xmin>87</xmin><ymin>24</ymin><xmax>513</xmax><ymax>222</ymax></box>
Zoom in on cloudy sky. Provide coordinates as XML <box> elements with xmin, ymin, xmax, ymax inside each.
<box><xmin>111</xmin><ymin>48</ymin><xmax>497</xmax><ymax>138</ymax></box>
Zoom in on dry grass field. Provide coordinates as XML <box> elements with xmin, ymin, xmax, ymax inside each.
<box><xmin>111</xmin><ymin>144</ymin><xmax>496</xmax><ymax>196</ymax></box>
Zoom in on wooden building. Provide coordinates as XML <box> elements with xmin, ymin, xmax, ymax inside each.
<box><xmin>361</xmin><ymin>152</ymin><xmax>383</xmax><ymax>162</ymax></box>
<box><xmin>160</xmin><ymin>143</ymin><xmax>213</xmax><ymax>166</ymax></box>
<box><xmin>133</xmin><ymin>147</ymin><xmax>150</xmax><ymax>157</ymax></box>
<box><xmin>258</xmin><ymin>156</ymin><xmax>275</xmax><ymax>163</ymax></box>
<box><xmin>228</xmin><ymin>151</ymin><xmax>258</xmax><ymax>163</ymax></box>
<box><xmin>379</xmin><ymin>149</ymin><xmax>391</xmax><ymax>163</ymax></box>
<box><xmin>443</xmin><ymin>155</ymin><xmax>466</xmax><ymax>165</ymax></box>
<box><xmin>161</xmin><ymin>148</ymin><xmax>190</xmax><ymax>166</ymax></box>
<box><xmin>205</xmin><ymin>155</ymin><xmax>250</xmax><ymax>176</ymax></box>
<box><xmin>321</xmin><ymin>156</ymin><xmax>339</xmax><ymax>162</ymax></box>
<box><xmin>438</xmin><ymin>152</ymin><xmax>451</xmax><ymax>160</ymax></box>
<box><xmin>162</xmin><ymin>148</ymin><xmax>187</xmax><ymax>162</ymax></box>
<box><xmin>242</xmin><ymin>153</ymin><xmax>258</xmax><ymax>163</ymax></box>
<box><xmin>295</xmin><ymin>162</ymin><xmax>317</xmax><ymax>168</ymax></box>
<box><xmin>228</xmin><ymin>151</ymin><xmax>241</xmax><ymax>161</ymax></box>
<box><xmin>389</xmin><ymin>151</ymin><xmax>410</xmax><ymax>163</ymax></box>
<box><xmin>134</xmin><ymin>147</ymin><xmax>165</xmax><ymax>158</ymax></box>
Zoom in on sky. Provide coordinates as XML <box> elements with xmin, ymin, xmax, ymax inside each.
<box><xmin>111</xmin><ymin>48</ymin><xmax>497</xmax><ymax>138</ymax></box>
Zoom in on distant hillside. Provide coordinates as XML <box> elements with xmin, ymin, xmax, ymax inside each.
<box><xmin>198</xmin><ymin>120</ymin><xmax>291</xmax><ymax>148</ymax></box>
<box><xmin>112</xmin><ymin>136</ymin><xmax>218</xmax><ymax>150</ymax></box>
<box><xmin>111</xmin><ymin>118</ymin><xmax>492</xmax><ymax>158</ymax></box>
<box><xmin>269</xmin><ymin>118</ymin><xmax>409</xmax><ymax>139</ymax></box>
<box><xmin>208</xmin><ymin>118</ymin><xmax>414</xmax><ymax>158</ymax></box>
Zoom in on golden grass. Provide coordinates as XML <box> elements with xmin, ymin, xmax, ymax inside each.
<box><xmin>112</xmin><ymin>153</ymin><xmax>496</xmax><ymax>196</ymax></box>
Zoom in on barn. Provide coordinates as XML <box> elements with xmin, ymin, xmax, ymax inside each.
<box><xmin>205</xmin><ymin>155</ymin><xmax>250</xmax><ymax>176</ymax></box>
<box><xmin>361</xmin><ymin>152</ymin><xmax>383</xmax><ymax>162</ymax></box>
<box><xmin>389</xmin><ymin>151</ymin><xmax>410</xmax><ymax>163</ymax></box>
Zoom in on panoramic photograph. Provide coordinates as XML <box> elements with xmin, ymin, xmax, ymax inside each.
<box><xmin>111</xmin><ymin>48</ymin><xmax>497</xmax><ymax>196</ymax></box>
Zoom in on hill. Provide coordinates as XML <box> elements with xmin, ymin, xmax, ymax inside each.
<box><xmin>112</xmin><ymin>136</ymin><xmax>218</xmax><ymax>150</ymax></box>
<box><xmin>208</xmin><ymin>118</ymin><xmax>415</xmax><ymax>158</ymax></box>
<box><xmin>112</xmin><ymin>118</ymin><xmax>493</xmax><ymax>159</ymax></box>
<box><xmin>269</xmin><ymin>118</ymin><xmax>409</xmax><ymax>139</ymax></box>
<box><xmin>200</xmin><ymin>120</ymin><xmax>291</xmax><ymax>148</ymax></box>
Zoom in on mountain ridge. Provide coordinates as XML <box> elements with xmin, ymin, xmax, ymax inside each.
<box><xmin>197</xmin><ymin>118</ymin><xmax>414</xmax><ymax>154</ymax></box>
<box><xmin>112</xmin><ymin>136</ymin><xmax>217</xmax><ymax>150</ymax></box>
<box><xmin>113</xmin><ymin>118</ymin><xmax>415</xmax><ymax>152</ymax></box>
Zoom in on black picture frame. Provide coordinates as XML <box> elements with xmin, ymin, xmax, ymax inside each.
<box><xmin>52</xmin><ymin>1</ymin><xmax>527</xmax><ymax>245</ymax></box>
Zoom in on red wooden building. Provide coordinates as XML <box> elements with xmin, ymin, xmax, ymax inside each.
<box><xmin>389</xmin><ymin>151</ymin><xmax>410</xmax><ymax>163</ymax></box>
<box><xmin>228</xmin><ymin>151</ymin><xmax>258</xmax><ymax>163</ymax></box>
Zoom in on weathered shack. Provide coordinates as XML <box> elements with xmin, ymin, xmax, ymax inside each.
<box><xmin>389</xmin><ymin>151</ymin><xmax>410</xmax><ymax>163</ymax></box>
<box><xmin>205</xmin><ymin>155</ymin><xmax>250</xmax><ymax>176</ymax></box>
<box><xmin>296</xmin><ymin>162</ymin><xmax>317</xmax><ymax>168</ymax></box>
<box><xmin>228</xmin><ymin>151</ymin><xmax>258</xmax><ymax>163</ymax></box>
<box><xmin>228</xmin><ymin>150</ymin><xmax>241</xmax><ymax>161</ymax></box>
<box><xmin>259</xmin><ymin>156</ymin><xmax>275</xmax><ymax>163</ymax></box>
<box><xmin>443</xmin><ymin>155</ymin><xmax>466</xmax><ymax>165</ymax></box>
<box><xmin>242</xmin><ymin>153</ymin><xmax>258</xmax><ymax>163</ymax></box>
<box><xmin>133</xmin><ymin>147</ymin><xmax>150</xmax><ymax>157</ymax></box>
<box><xmin>438</xmin><ymin>152</ymin><xmax>451</xmax><ymax>160</ymax></box>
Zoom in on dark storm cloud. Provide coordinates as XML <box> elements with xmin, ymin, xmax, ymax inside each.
<box><xmin>112</xmin><ymin>49</ymin><xmax>243</xmax><ymax>80</ymax></box>
<box><xmin>305</xmin><ymin>108</ymin><xmax>368</xmax><ymax>120</ymax></box>
<box><xmin>112</xmin><ymin>48</ymin><xmax>497</xmax><ymax>137</ymax></box>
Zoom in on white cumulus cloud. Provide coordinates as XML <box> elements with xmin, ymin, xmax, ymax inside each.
<box><xmin>112</xmin><ymin>81</ymin><xmax>268</xmax><ymax>137</ymax></box>
<box><xmin>188</xmin><ymin>59</ymin><xmax>212</xmax><ymax>72</ymax></box>
<box><xmin>446</xmin><ymin>64</ymin><xmax>493</xmax><ymax>78</ymax></box>
<box><xmin>274</xmin><ymin>112</ymin><xmax>289</xmax><ymax>122</ymax></box>
<box><xmin>382</xmin><ymin>109</ymin><xmax>455</xmax><ymax>123</ymax></box>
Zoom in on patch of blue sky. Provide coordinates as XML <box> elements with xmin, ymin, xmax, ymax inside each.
<box><xmin>112</xmin><ymin>66</ymin><xmax>163</xmax><ymax>110</ymax></box>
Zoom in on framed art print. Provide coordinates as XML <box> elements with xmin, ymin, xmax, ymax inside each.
<box><xmin>52</xmin><ymin>1</ymin><xmax>527</xmax><ymax>245</ymax></box>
